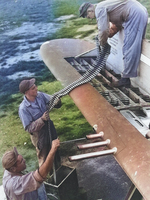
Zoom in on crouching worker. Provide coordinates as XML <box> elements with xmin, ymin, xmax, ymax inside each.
<box><xmin>2</xmin><ymin>138</ymin><xmax>60</xmax><ymax>200</ymax></box>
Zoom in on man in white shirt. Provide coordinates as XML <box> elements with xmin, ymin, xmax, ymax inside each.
<box><xmin>79</xmin><ymin>0</ymin><xmax>148</xmax><ymax>88</ymax></box>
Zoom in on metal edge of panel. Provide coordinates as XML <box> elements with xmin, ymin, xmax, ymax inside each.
<box><xmin>40</xmin><ymin>39</ymin><xmax>95</xmax><ymax>87</ymax></box>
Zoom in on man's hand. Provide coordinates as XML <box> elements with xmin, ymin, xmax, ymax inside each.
<box><xmin>108</xmin><ymin>22</ymin><xmax>119</xmax><ymax>38</ymax></box>
<box><xmin>41</xmin><ymin>110</ymin><xmax>49</xmax><ymax>121</ymax></box>
<box><xmin>51</xmin><ymin>139</ymin><xmax>60</xmax><ymax>152</ymax></box>
<box><xmin>37</xmin><ymin>138</ymin><xmax>60</xmax><ymax>180</ymax></box>
<box><xmin>54</xmin><ymin>98</ymin><xmax>62</xmax><ymax>108</ymax></box>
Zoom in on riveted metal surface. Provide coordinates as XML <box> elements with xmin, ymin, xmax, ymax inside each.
<box><xmin>40</xmin><ymin>38</ymin><xmax>150</xmax><ymax>200</ymax></box>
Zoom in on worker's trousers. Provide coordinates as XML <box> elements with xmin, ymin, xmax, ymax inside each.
<box><xmin>122</xmin><ymin>0</ymin><xmax>148</xmax><ymax>78</ymax></box>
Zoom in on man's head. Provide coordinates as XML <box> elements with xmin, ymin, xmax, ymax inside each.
<box><xmin>19</xmin><ymin>78</ymin><xmax>36</xmax><ymax>94</ymax></box>
<box><xmin>2</xmin><ymin>147</ymin><xmax>26</xmax><ymax>173</ymax></box>
<box><xmin>79</xmin><ymin>2</ymin><xmax>95</xmax><ymax>19</ymax></box>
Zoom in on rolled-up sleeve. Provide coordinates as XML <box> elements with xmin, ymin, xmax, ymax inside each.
<box><xmin>19</xmin><ymin>107</ymin><xmax>45</xmax><ymax>133</ymax></box>
<box><xmin>12</xmin><ymin>172</ymin><xmax>41</xmax><ymax>195</ymax></box>
<box><xmin>34</xmin><ymin>170</ymin><xmax>45</xmax><ymax>183</ymax></box>
<box><xmin>95</xmin><ymin>6</ymin><xmax>110</xmax><ymax>46</ymax></box>
<box><xmin>26</xmin><ymin>118</ymin><xmax>45</xmax><ymax>133</ymax></box>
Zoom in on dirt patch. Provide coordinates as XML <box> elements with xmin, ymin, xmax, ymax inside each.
<box><xmin>77</xmin><ymin>24</ymin><xmax>97</xmax><ymax>32</ymax></box>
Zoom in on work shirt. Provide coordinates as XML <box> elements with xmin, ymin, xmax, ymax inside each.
<box><xmin>19</xmin><ymin>91</ymin><xmax>59</xmax><ymax>166</ymax></box>
<box><xmin>19</xmin><ymin>91</ymin><xmax>57</xmax><ymax>146</ymax></box>
<box><xmin>3</xmin><ymin>169</ymin><xmax>47</xmax><ymax>200</ymax></box>
<box><xmin>19</xmin><ymin>91</ymin><xmax>51</xmax><ymax>130</ymax></box>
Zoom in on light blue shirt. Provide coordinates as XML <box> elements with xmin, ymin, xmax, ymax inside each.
<box><xmin>19</xmin><ymin>91</ymin><xmax>51</xmax><ymax>130</ymax></box>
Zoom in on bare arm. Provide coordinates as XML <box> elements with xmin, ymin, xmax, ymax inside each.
<box><xmin>108</xmin><ymin>22</ymin><xmax>121</xmax><ymax>38</ymax></box>
<box><xmin>96</xmin><ymin>6</ymin><xmax>109</xmax><ymax>46</ymax></box>
<box><xmin>54</xmin><ymin>98</ymin><xmax>62</xmax><ymax>108</ymax></box>
<box><xmin>34</xmin><ymin>139</ymin><xmax>60</xmax><ymax>181</ymax></box>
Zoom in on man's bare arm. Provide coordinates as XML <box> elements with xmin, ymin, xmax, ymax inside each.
<box><xmin>34</xmin><ymin>139</ymin><xmax>60</xmax><ymax>181</ymax></box>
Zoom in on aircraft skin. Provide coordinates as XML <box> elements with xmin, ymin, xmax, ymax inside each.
<box><xmin>40</xmin><ymin>38</ymin><xmax>150</xmax><ymax>200</ymax></box>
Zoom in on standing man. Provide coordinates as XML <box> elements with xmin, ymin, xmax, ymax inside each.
<box><xmin>79</xmin><ymin>0</ymin><xmax>148</xmax><ymax>88</ymax></box>
<box><xmin>2</xmin><ymin>139</ymin><xmax>60</xmax><ymax>200</ymax></box>
<box><xmin>19</xmin><ymin>78</ymin><xmax>61</xmax><ymax>167</ymax></box>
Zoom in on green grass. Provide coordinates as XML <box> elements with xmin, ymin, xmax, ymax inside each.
<box><xmin>51</xmin><ymin>1</ymin><xmax>79</xmax><ymax>18</ymax></box>
<box><xmin>46</xmin><ymin>17</ymin><xmax>97</xmax><ymax>40</ymax></box>
<box><xmin>138</xmin><ymin>0</ymin><xmax>150</xmax><ymax>40</ymax></box>
<box><xmin>146</xmin><ymin>24</ymin><xmax>150</xmax><ymax>40</ymax></box>
<box><xmin>46</xmin><ymin>0</ymin><xmax>150</xmax><ymax>41</ymax></box>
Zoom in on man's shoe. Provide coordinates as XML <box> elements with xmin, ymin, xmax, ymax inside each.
<box><xmin>111</xmin><ymin>78</ymin><xmax>131</xmax><ymax>88</ymax></box>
